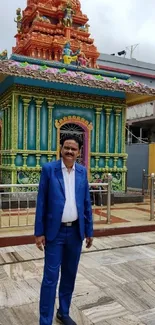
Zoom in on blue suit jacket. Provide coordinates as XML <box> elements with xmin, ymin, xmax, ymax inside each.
<box><xmin>34</xmin><ymin>160</ymin><xmax>93</xmax><ymax>241</ymax></box>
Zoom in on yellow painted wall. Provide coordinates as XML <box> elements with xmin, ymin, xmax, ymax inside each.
<box><xmin>149</xmin><ymin>143</ymin><xmax>155</xmax><ymax>175</ymax></box>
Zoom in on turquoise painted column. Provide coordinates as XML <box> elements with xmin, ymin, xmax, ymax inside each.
<box><xmin>27</xmin><ymin>100</ymin><xmax>36</xmax><ymax>150</ymax></box>
<box><xmin>48</xmin><ymin>102</ymin><xmax>54</xmax><ymax>151</ymax></box>
<box><xmin>18</xmin><ymin>98</ymin><xmax>24</xmax><ymax>150</ymax></box>
<box><xmin>99</xmin><ymin>109</ymin><xmax>106</xmax><ymax>153</ymax></box>
<box><xmin>4</xmin><ymin>109</ymin><xmax>7</xmax><ymax>150</ymax></box>
<box><xmin>23</xmin><ymin>98</ymin><xmax>30</xmax><ymax>151</ymax></box>
<box><xmin>40</xmin><ymin>100</ymin><xmax>48</xmax><ymax>151</ymax></box>
<box><xmin>114</xmin><ymin>107</ymin><xmax>121</xmax><ymax>170</ymax></box>
<box><xmin>122</xmin><ymin>105</ymin><xmax>126</xmax><ymax>153</ymax></box>
<box><xmin>95</xmin><ymin>107</ymin><xmax>102</xmax><ymax>168</ymax></box>
<box><xmin>7</xmin><ymin>104</ymin><xmax>11</xmax><ymax>150</ymax></box>
<box><xmin>105</xmin><ymin>105</ymin><xmax>112</xmax><ymax>169</ymax></box>
<box><xmin>36</xmin><ymin>99</ymin><xmax>42</xmax><ymax>151</ymax></box>
<box><xmin>109</xmin><ymin>109</ymin><xmax>115</xmax><ymax>154</ymax></box>
<box><xmin>118</xmin><ymin>112</ymin><xmax>122</xmax><ymax>154</ymax></box>
<box><xmin>95</xmin><ymin>107</ymin><xmax>102</xmax><ymax>153</ymax></box>
<box><xmin>48</xmin><ymin>102</ymin><xmax>54</xmax><ymax>162</ymax></box>
<box><xmin>2</xmin><ymin>110</ymin><xmax>4</xmax><ymax>151</ymax></box>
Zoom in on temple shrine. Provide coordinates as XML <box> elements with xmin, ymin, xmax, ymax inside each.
<box><xmin>0</xmin><ymin>0</ymin><xmax>155</xmax><ymax>191</ymax></box>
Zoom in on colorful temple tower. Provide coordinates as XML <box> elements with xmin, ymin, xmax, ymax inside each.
<box><xmin>0</xmin><ymin>0</ymin><xmax>155</xmax><ymax>190</ymax></box>
<box><xmin>13</xmin><ymin>0</ymin><xmax>99</xmax><ymax>68</ymax></box>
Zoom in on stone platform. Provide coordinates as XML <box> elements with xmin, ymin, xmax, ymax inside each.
<box><xmin>1</xmin><ymin>232</ymin><xmax>155</xmax><ymax>324</ymax></box>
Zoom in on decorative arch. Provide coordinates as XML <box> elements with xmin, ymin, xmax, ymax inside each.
<box><xmin>55</xmin><ymin>116</ymin><xmax>93</xmax><ymax>178</ymax></box>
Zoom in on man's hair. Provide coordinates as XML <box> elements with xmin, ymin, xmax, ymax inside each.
<box><xmin>60</xmin><ymin>134</ymin><xmax>82</xmax><ymax>150</ymax></box>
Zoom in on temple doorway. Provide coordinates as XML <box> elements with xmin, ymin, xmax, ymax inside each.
<box><xmin>60</xmin><ymin>123</ymin><xmax>86</xmax><ymax>165</ymax></box>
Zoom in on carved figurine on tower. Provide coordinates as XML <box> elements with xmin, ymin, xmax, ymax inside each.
<box><xmin>14</xmin><ymin>8</ymin><xmax>22</xmax><ymax>33</ymax></box>
<box><xmin>63</xmin><ymin>2</ymin><xmax>74</xmax><ymax>27</ymax></box>
<box><xmin>0</xmin><ymin>50</ymin><xmax>8</xmax><ymax>60</ymax></box>
<box><xmin>62</xmin><ymin>42</ymin><xmax>79</xmax><ymax>64</ymax></box>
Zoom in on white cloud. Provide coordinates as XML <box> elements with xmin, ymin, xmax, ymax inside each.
<box><xmin>0</xmin><ymin>0</ymin><xmax>155</xmax><ymax>64</ymax></box>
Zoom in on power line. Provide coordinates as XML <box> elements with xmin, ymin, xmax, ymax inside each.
<box><xmin>125</xmin><ymin>44</ymin><xmax>139</xmax><ymax>59</ymax></box>
<box><xmin>110</xmin><ymin>44</ymin><xmax>139</xmax><ymax>59</ymax></box>
<box><xmin>125</xmin><ymin>126</ymin><xmax>148</xmax><ymax>144</ymax></box>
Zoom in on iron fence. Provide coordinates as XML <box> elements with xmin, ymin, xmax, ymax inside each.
<box><xmin>0</xmin><ymin>177</ymin><xmax>112</xmax><ymax>229</ymax></box>
<box><xmin>150</xmin><ymin>173</ymin><xmax>155</xmax><ymax>221</ymax></box>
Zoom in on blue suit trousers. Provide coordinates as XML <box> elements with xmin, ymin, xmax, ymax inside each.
<box><xmin>40</xmin><ymin>224</ymin><xmax>82</xmax><ymax>325</ymax></box>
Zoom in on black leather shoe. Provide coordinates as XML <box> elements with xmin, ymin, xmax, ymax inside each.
<box><xmin>56</xmin><ymin>311</ymin><xmax>77</xmax><ymax>325</ymax></box>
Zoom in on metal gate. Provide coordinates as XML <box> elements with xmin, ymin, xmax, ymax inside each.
<box><xmin>126</xmin><ymin>144</ymin><xmax>149</xmax><ymax>189</ymax></box>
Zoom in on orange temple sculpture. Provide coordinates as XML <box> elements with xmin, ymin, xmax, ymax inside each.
<box><xmin>12</xmin><ymin>0</ymin><xmax>100</xmax><ymax>68</ymax></box>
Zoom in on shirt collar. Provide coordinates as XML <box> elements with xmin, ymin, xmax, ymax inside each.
<box><xmin>61</xmin><ymin>159</ymin><xmax>75</xmax><ymax>171</ymax></box>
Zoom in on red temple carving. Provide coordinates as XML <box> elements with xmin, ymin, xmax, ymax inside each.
<box><xmin>12</xmin><ymin>0</ymin><xmax>99</xmax><ymax>68</ymax></box>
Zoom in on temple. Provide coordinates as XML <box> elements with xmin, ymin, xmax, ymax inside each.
<box><xmin>0</xmin><ymin>0</ymin><xmax>155</xmax><ymax>190</ymax></box>
<box><xmin>13</xmin><ymin>0</ymin><xmax>99</xmax><ymax>68</ymax></box>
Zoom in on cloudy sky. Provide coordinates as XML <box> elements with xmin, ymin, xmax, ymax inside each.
<box><xmin>1</xmin><ymin>0</ymin><xmax>155</xmax><ymax>63</ymax></box>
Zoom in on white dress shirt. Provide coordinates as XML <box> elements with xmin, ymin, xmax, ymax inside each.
<box><xmin>61</xmin><ymin>160</ymin><xmax>78</xmax><ymax>222</ymax></box>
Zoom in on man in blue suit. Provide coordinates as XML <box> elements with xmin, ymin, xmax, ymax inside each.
<box><xmin>35</xmin><ymin>134</ymin><xmax>93</xmax><ymax>325</ymax></box>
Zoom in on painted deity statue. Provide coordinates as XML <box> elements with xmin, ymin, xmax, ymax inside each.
<box><xmin>63</xmin><ymin>3</ymin><xmax>74</xmax><ymax>27</ymax></box>
<box><xmin>78</xmin><ymin>24</ymin><xmax>90</xmax><ymax>33</ymax></box>
<box><xmin>77</xmin><ymin>51</ymin><xmax>90</xmax><ymax>68</ymax></box>
<box><xmin>34</xmin><ymin>11</ymin><xmax>51</xmax><ymax>23</ymax></box>
<box><xmin>62</xmin><ymin>42</ymin><xmax>79</xmax><ymax>64</ymax></box>
<box><xmin>14</xmin><ymin>8</ymin><xmax>22</xmax><ymax>33</ymax></box>
<box><xmin>0</xmin><ymin>50</ymin><xmax>8</xmax><ymax>60</ymax></box>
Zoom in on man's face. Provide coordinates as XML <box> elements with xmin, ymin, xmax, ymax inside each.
<box><xmin>61</xmin><ymin>139</ymin><xmax>80</xmax><ymax>164</ymax></box>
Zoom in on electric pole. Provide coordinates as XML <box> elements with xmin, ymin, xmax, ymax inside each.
<box><xmin>125</xmin><ymin>44</ymin><xmax>139</xmax><ymax>59</ymax></box>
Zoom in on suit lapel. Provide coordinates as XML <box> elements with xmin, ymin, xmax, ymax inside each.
<box><xmin>54</xmin><ymin>160</ymin><xmax>65</xmax><ymax>198</ymax></box>
<box><xmin>75</xmin><ymin>163</ymin><xmax>83</xmax><ymax>198</ymax></box>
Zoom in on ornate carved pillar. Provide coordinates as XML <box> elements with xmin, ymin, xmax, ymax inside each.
<box><xmin>43</xmin><ymin>49</ymin><xmax>46</xmax><ymax>60</ymax></box>
<box><xmin>37</xmin><ymin>48</ymin><xmax>41</xmax><ymax>58</ymax></box>
<box><xmin>23</xmin><ymin>153</ymin><xmax>28</xmax><ymax>168</ymax></box>
<box><xmin>4</xmin><ymin>108</ymin><xmax>7</xmax><ymax>150</ymax></box>
<box><xmin>105</xmin><ymin>105</ymin><xmax>112</xmax><ymax>153</ymax></box>
<box><xmin>23</xmin><ymin>98</ymin><xmax>30</xmax><ymax>151</ymax></box>
<box><xmin>95</xmin><ymin>107</ymin><xmax>102</xmax><ymax>153</ymax></box>
<box><xmin>48</xmin><ymin>154</ymin><xmax>53</xmax><ymax>162</ymax></box>
<box><xmin>95</xmin><ymin>156</ymin><xmax>100</xmax><ymax>169</ymax></box>
<box><xmin>7</xmin><ymin>104</ymin><xmax>11</xmax><ymax>149</ymax></box>
<box><xmin>1</xmin><ymin>110</ymin><xmax>4</xmax><ymax>151</ymax></box>
<box><xmin>11</xmin><ymin>94</ymin><xmax>15</xmax><ymax>150</ymax></box>
<box><xmin>114</xmin><ymin>107</ymin><xmax>121</xmax><ymax>154</ymax></box>
<box><xmin>49</xmin><ymin>51</ymin><xmax>52</xmax><ymax>60</ymax></box>
<box><xmin>31</xmin><ymin>48</ymin><xmax>35</xmax><ymax>57</ymax></box>
<box><xmin>14</xmin><ymin>95</ymin><xmax>18</xmax><ymax>150</ymax></box>
<box><xmin>65</xmin><ymin>27</ymin><xmax>71</xmax><ymax>39</ymax></box>
<box><xmin>114</xmin><ymin>157</ymin><xmax>117</xmax><ymax>171</ymax></box>
<box><xmin>36</xmin><ymin>99</ymin><xmax>43</xmax><ymax>151</ymax></box>
<box><xmin>36</xmin><ymin>154</ymin><xmax>41</xmax><ymax>168</ymax></box>
<box><xmin>121</xmin><ymin>105</ymin><xmax>126</xmax><ymax>153</ymax></box>
<box><xmin>11</xmin><ymin>154</ymin><xmax>16</xmax><ymax>168</ymax></box>
<box><xmin>48</xmin><ymin>102</ymin><xmax>54</xmax><ymax>151</ymax></box>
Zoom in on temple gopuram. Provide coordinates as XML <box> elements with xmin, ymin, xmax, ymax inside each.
<box><xmin>0</xmin><ymin>0</ymin><xmax>155</xmax><ymax>191</ymax></box>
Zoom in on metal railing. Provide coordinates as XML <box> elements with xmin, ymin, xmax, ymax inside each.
<box><xmin>0</xmin><ymin>177</ymin><xmax>112</xmax><ymax>229</ymax></box>
<box><xmin>150</xmin><ymin>173</ymin><xmax>155</xmax><ymax>221</ymax></box>
<box><xmin>142</xmin><ymin>169</ymin><xmax>150</xmax><ymax>196</ymax></box>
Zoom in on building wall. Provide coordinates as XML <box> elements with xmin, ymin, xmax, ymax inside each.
<box><xmin>98</xmin><ymin>53</ymin><xmax>155</xmax><ymax>87</ymax></box>
<box><xmin>0</xmin><ymin>86</ymin><xmax>127</xmax><ymax>191</ymax></box>
<box><xmin>127</xmin><ymin>102</ymin><xmax>154</xmax><ymax>121</ymax></box>
<box><xmin>148</xmin><ymin>144</ymin><xmax>155</xmax><ymax>175</ymax></box>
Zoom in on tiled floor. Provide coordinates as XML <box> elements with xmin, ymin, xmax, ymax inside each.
<box><xmin>1</xmin><ymin>232</ymin><xmax>155</xmax><ymax>324</ymax></box>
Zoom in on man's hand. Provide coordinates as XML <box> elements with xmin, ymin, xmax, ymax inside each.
<box><xmin>86</xmin><ymin>237</ymin><xmax>93</xmax><ymax>249</ymax></box>
<box><xmin>35</xmin><ymin>236</ymin><xmax>45</xmax><ymax>251</ymax></box>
